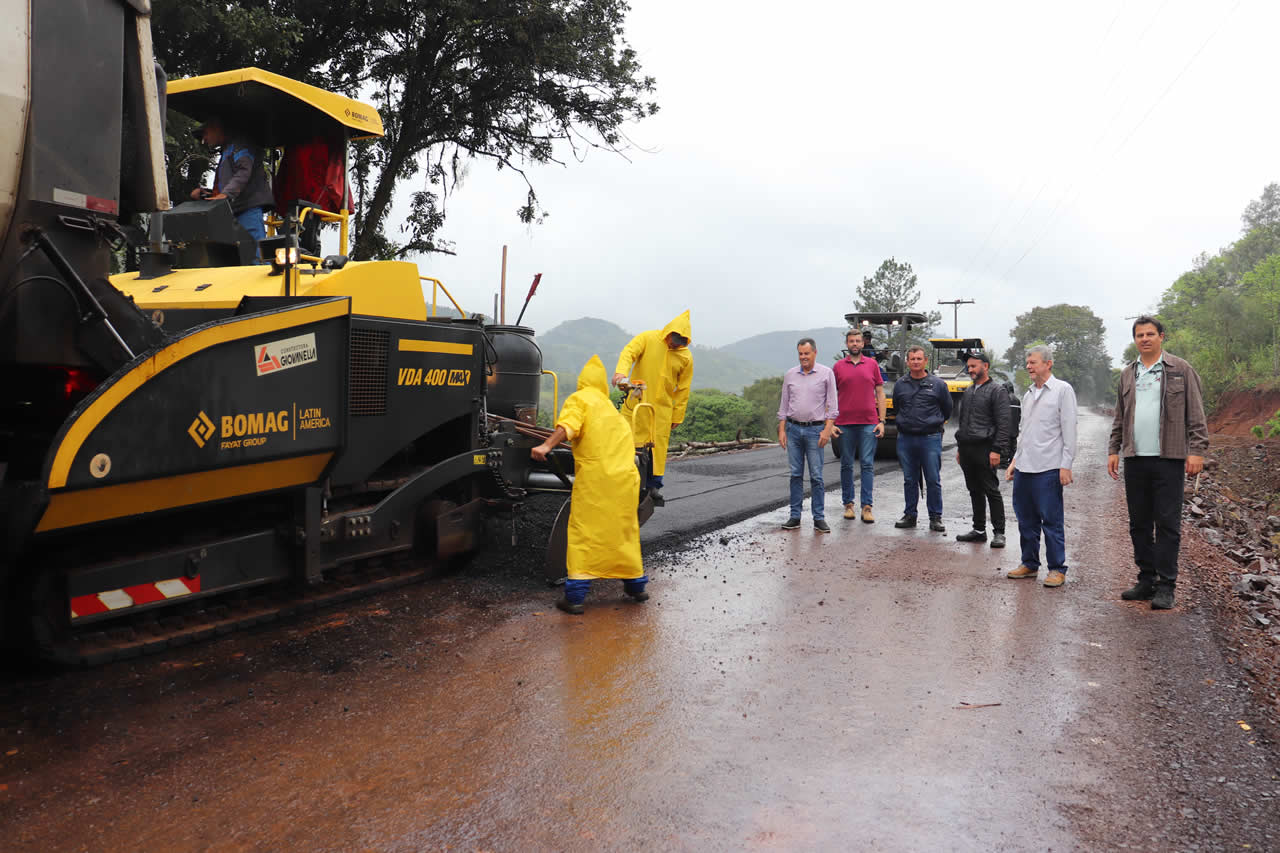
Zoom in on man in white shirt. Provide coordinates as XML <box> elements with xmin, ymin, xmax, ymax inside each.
<box><xmin>1005</xmin><ymin>345</ymin><xmax>1078</xmax><ymax>588</ymax></box>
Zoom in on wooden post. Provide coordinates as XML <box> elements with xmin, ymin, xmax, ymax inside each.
<box><xmin>500</xmin><ymin>244</ymin><xmax>508</xmax><ymax>324</ymax></box>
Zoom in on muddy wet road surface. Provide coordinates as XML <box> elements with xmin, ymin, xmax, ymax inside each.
<box><xmin>1</xmin><ymin>412</ymin><xmax>1277</xmax><ymax>850</ymax></box>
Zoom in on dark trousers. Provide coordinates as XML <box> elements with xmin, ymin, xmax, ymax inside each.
<box><xmin>1012</xmin><ymin>469</ymin><xmax>1066</xmax><ymax>572</ymax></box>
<box><xmin>897</xmin><ymin>432</ymin><xmax>942</xmax><ymax>518</ymax></box>
<box><xmin>957</xmin><ymin>442</ymin><xmax>1005</xmax><ymax>533</ymax></box>
<box><xmin>1123</xmin><ymin>456</ymin><xmax>1185</xmax><ymax>587</ymax></box>
<box><xmin>564</xmin><ymin>575</ymin><xmax>648</xmax><ymax>604</ymax></box>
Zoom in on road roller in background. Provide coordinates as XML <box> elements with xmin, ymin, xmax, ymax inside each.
<box><xmin>0</xmin><ymin>1</ymin><xmax>630</xmax><ymax>664</ymax></box>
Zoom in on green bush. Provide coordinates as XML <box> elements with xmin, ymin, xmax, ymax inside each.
<box><xmin>670</xmin><ymin>389</ymin><xmax>759</xmax><ymax>443</ymax></box>
<box><xmin>1251</xmin><ymin>408</ymin><xmax>1280</xmax><ymax>438</ymax></box>
<box><xmin>742</xmin><ymin>376</ymin><xmax>785</xmax><ymax>438</ymax></box>
<box><xmin>536</xmin><ymin>379</ymin><xmax>784</xmax><ymax>444</ymax></box>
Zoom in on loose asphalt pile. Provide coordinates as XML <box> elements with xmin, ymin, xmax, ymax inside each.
<box><xmin>1176</xmin><ymin>435</ymin><xmax>1280</xmax><ymax>734</ymax></box>
<box><xmin>1187</xmin><ymin>439</ymin><xmax>1280</xmax><ymax>643</ymax></box>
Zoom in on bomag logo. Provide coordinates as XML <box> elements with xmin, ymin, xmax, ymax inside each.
<box><xmin>397</xmin><ymin>367</ymin><xmax>471</xmax><ymax>387</ymax></box>
<box><xmin>219</xmin><ymin>410</ymin><xmax>290</xmax><ymax>449</ymax></box>
<box><xmin>188</xmin><ymin>411</ymin><xmax>216</xmax><ymax>447</ymax></box>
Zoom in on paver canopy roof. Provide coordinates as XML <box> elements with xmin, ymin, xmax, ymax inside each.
<box><xmin>843</xmin><ymin>311</ymin><xmax>929</xmax><ymax>328</ymax></box>
<box><xmin>168</xmin><ymin>67</ymin><xmax>384</xmax><ymax>147</ymax></box>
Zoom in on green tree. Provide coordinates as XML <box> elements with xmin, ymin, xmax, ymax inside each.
<box><xmin>853</xmin><ymin>257</ymin><xmax>940</xmax><ymax>346</ymax></box>
<box><xmin>153</xmin><ymin>0</ymin><xmax>658</xmax><ymax>260</ymax></box>
<box><xmin>1147</xmin><ymin>182</ymin><xmax>1280</xmax><ymax>408</ymax></box>
<box><xmin>742</xmin><ymin>376</ymin><xmax>784</xmax><ymax>438</ymax></box>
<box><xmin>669</xmin><ymin>390</ymin><xmax>757</xmax><ymax>443</ymax></box>
<box><xmin>1242</xmin><ymin>182</ymin><xmax>1280</xmax><ymax>233</ymax></box>
<box><xmin>1241</xmin><ymin>252</ymin><xmax>1280</xmax><ymax>376</ymax></box>
<box><xmin>1004</xmin><ymin>305</ymin><xmax>1112</xmax><ymax>403</ymax></box>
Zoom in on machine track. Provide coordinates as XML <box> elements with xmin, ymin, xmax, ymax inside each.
<box><xmin>50</xmin><ymin>554</ymin><xmax>435</xmax><ymax>667</ymax></box>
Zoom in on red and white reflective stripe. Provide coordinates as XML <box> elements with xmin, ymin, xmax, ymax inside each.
<box><xmin>70</xmin><ymin>576</ymin><xmax>201</xmax><ymax>620</ymax></box>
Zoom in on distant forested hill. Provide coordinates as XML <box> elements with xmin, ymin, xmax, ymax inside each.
<box><xmin>536</xmin><ymin>317</ymin><xmax>773</xmax><ymax>393</ymax></box>
<box><xmin>719</xmin><ymin>327</ymin><xmax>851</xmax><ymax>375</ymax></box>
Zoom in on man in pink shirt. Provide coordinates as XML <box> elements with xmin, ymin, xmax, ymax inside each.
<box><xmin>832</xmin><ymin>328</ymin><xmax>886</xmax><ymax>522</ymax></box>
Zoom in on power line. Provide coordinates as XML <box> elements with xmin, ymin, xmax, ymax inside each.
<box><xmin>957</xmin><ymin>2</ymin><xmax>1162</xmax><ymax>290</ymax></box>
<box><xmin>1000</xmin><ymin>0</ymin><xmax>1246</xmax><ymax>283</ymax></box>
<box><xmin>1111</xmin><ymin>0</ymin><xmax>1245</xmax><ymax>157</ymax></box>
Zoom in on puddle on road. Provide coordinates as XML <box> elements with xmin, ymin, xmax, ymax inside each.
<box><xmin>6</xmin><ymin>503</ymin><xmax>1110</xmax><ymax>852</ymax></box>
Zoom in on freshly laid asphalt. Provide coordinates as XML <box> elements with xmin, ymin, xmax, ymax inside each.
<box><xmin>641</xmin><ymin>429</ymin><xmax>935</xmax><ymax>548</ymax></box>
<box><xmin>1</xmin><ymin>413</ymin><xmax>1278</xmax><ymax>850</ymax></box>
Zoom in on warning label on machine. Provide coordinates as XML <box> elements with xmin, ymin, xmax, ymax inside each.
<box><xmin>255</xmin><ymin>333</ymin><xmax>318</xmax><ymax>376</ymax></box>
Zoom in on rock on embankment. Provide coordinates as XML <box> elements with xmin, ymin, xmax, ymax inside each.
<box><xmin>1188</xmin><ymin>439</ymin><xmax>1280</xmax><ymax>640</ymax></box>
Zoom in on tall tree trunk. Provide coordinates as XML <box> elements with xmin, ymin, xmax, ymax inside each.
<box><xmin>352</xmin><ymin>129</ymin><xmax>415</xmax><ymax>261</ymax></box>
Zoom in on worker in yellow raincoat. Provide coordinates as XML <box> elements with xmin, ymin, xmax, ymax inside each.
<box><xmin>612</xmin><ymin>310</ymin><xmax>693</xmax><ymax>504</ymax></box>
<box><xmin>531</xmin><ymin>356</ymin><xmax>646</xmax><ymax>614</ymax></box>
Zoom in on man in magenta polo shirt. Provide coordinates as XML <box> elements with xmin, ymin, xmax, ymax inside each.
<box><xmin>833</xmin><ymin>328</ymin><xmax>886</xmax><ymax>522</ymax></box>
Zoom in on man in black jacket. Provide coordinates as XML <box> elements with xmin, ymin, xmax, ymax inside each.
<box><xmin>893</xmin><ymin>346</ymin><xmax>953</xmax><ymax>532</ymax></box>
<box><xmin>953</xmin><ymin>352</ymin><xmax>1011</xmax><ymax>548</ymax></box>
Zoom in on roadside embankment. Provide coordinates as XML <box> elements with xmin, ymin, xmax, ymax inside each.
<box><xmin>1209</xmin><ymin>388</ymin><xmax>1280</xmax><ymax>435</ymax></box>
<box><xmin>1181</xmin><ymin>434</ymin><xmax>1280</xmax><ymax>733</ymax></box>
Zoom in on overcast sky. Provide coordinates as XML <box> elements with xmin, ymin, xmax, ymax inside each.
<box><xmin>407</xmin><ymin>0</ymin><xmax>1271</xmax><ymax>366</ymax></box>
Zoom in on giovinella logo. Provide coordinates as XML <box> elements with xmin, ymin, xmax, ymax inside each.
<box><xmin>254</xmin><ymin>333</ymin><xmax>318</xmax><ymax>377</ymax></box>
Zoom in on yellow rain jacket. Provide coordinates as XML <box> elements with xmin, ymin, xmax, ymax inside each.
<box><xmin>614</xmin><ymin>310</ymin><xmax>693</xmax><ymax>476</ymax></box>
<box><xmin>558</xmin><ymin>356</ymin><xmax>644</xmax><ymax>580</ymax></box>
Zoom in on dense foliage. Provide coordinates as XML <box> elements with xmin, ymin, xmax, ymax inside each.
<box><xmin>536</xmin><ymin>379</ymin><xmax>781</xmax><ymax>442</ymax></box>
<box><xmin>854</xmin><ymin>258</ymin><xmax>941</xmax><ymax>347</ymax></box>
<box><xmin>153</xmin><ymin>0</ymin><xmax>658</xmax><ymax>260</ymax></box>
<box><xmin>1153</xmin><ymin>183</ymin><xmax>1280</xmax><ymax>406</ymax></box>
<box><xmin>742</xmin><ymin>376</ymin><xmax>785</xmax><ymax>438</ymax></box>
<box><xmin>669</xmin><ymin>390</ymin><xmax>759</xmax><ymax>443</ymax></box>
<box><xmin>1003</xmin><ymin>304</ymin><xmax>1113</xmax><ymax>403</ymax></box>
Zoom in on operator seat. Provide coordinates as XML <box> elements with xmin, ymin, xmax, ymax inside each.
<box><xmin>259</xmin><ymin>199</ymin><xmax>323</xmax><ymax>259</ymax></box>
<box><xmin>264</xmin><ymin>134</ymin><xmax>348</xmax><ymax>260</ymax></box>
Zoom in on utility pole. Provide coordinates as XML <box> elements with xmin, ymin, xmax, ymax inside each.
<box><xmin>938</xmin><ymin>298</ymin><xmax>975</xmax><ymax>337</ymax></box>
<box><xmin>499</xmin><ymin>245</ymin><xmax>508</xmax><ymax>324</ymax></box>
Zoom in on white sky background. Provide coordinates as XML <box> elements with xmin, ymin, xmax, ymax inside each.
<box><xmin>392</xmin><ymin>0</ymin><xmax>1273</xmax><ymax>366</ymax></box>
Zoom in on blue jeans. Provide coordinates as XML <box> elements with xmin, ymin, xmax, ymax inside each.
<box><xmin>897</xmin><ymin>432</ymin><xmax>942</xmax><ymax>519</ymax></box>
<box><xmin>786</xmin><ymin>422</ymin><xmax>825</xmax><ymax>521</ymax></box>
<box><xmin>235</xmin><ymin>206</ymin><xmax>267</xmax><ymax>242</ymax></box>
<box><xmin>1013</xmin><ymin>470</ymin><xmax>1067</xmax><ymax>572</ymax></box>
<box><xmin>836</xmin><ymin>424</ymin><xmax>876</xmax><ymax>507</ymax></box>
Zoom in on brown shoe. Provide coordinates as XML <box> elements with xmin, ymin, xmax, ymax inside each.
<box><xmin>1043</xmin><ymin>571</ymin><xmax>1066</xmax><ymax>588</ymax></box>
<box><xmin>861</xmin><ymin>505</ymin><xmax>875</xmax><ymax>523</ymax></box>
<box><xmin>1006</xmin><ymin>565</ymin><xmax>1038</xmax><ymax>579</ymax></box>
<box><xmin>843</xmin><ymin>503</ymin><xmax>856</xmax><ymax>519</ymax></box>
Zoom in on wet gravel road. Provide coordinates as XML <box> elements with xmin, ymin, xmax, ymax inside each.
<box><xmin>1</xmin><ymin>412</ymin><xmax>1277</xmax><ymax>850</ymax></box>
